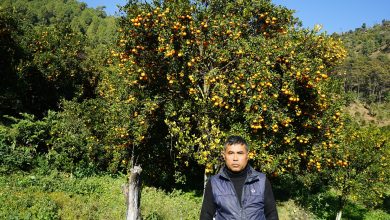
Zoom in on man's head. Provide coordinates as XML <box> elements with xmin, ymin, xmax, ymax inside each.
<box><xmin>223</xmin><ymin>136</ymin><xmax>249</xmax><ymax>173</ymax></box>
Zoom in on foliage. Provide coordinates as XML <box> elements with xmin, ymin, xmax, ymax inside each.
<box><xmin>0</xmin><ymin>0</ymin><xmax>118</xmax><ymax>59</ymax></box>
<box><xmin>44</xmin><ymin>101</ymin><xmax>104</xmax><ymax>175</ymax></box>
<box><xmin>1</xmin><ymin>172</ymin><xmax>389</xmax><ymax>220</ymax></box>
<box><xmin>0</xmin><ymin>0</ymin><xmax>114</xmax><ymax>37</ymax></box>
<box><xmin>96</xmin><ymin>64</ymin><xmax>185</xmax><ymax>187</ymax></box>
<box><xmin>0</xmin><ymin>172</ymin><xmax>126</xmax><ymax>219</ymax></box>
<box><xmin>341</xmin><ymin>20</ymin><xmax>390</xmax><ymax>56</ymax></box>
<box><xmin>336</xmin><ymin>54</ymin><xmax>390</xmax><ymax>104</ymax></box>
<box><xmin>286</xmin><ymin>119</ymin><xmax>390</xmax><ymax>218</ymax></box>
<box><xmin>336</xmin><ymin>20</ymin><xmax>390</xmax><ymax>104</ymax></box>
<box><xmin>364</xmin><ymin>209</ymin><xmax>390</xmax><ymax>220</ymax></box>
<box><xmin>20</xmin><ymin>24</ymin><xmax>90</xmax><ymax>111</ymax></box>
<box><xmin>106</xmin><ymin>0</ymin><xmax>347</xmax><ymax>183</ymax></box>
<box><xmin>141</xmin><ymin>187</ymin><xmax>202</xmax><ymax>220</ymax></box>
<box><xmin>327</xmin><ymin>122</ymin><xmax>390</xmax><ymax>209</ymax></box>
<box><xmin>0</xmin><ymin>99</ymin><xmax>124</xmax><ymax>176</ymax></box>
<box><xmin>0</xmin><ymin>0</ymin><xmax>116</xmax><ymax>118</ymax></box>
<box><xmin>1</xmin><ymin>0</ymin><xmax>389</xmax><ymax>217</ymax></box>
<box><xmin>0</xmin><ymin>114</ymin><xmax>50</xmax><ymax>174</ymax></box>
<box><xmin>0</xmin><ymin>9</ymin><xmax>26</xmax><ymax>116</ymax></box>
<box><xmin>0</xmin><ymin>172</ymin><xmax>200</xmax><ymax>220</ymax></box>
<box><xmin>1</xmin><ymin>194</ymin><xmax>60</xmax><ymax>220</ymax></box>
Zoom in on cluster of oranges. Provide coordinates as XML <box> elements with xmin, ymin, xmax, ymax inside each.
<box><xmin>106</xmin><ymin>1</ymin><xmax>349</xmax><ymax>176</ymax></box>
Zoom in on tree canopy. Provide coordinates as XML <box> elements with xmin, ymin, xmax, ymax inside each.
<box><xmin>99</xmin><ymin>0</ymin><xmax>348</xmax><ymax>183</ymax></box>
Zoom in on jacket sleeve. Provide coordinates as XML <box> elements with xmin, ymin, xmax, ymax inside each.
<box><xmin>200</xmin><ymin>179</ymin><xmax>216</xmax><ymax>220</ymax></box>
<box><xmin>264</xmin><ymin>178</ymin><xmax>279</xmax><ymax>220</ymax></box>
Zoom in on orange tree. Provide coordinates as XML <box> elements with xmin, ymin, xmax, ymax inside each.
<box><xmin>0</xmin><ymin>20</ymin><xmax>92</xmax><ymax>117</ymax></box>
<box><xmin>102</xmin><ymin>0</ymin><xmax>347</xmax><ymax>183</ymax></box>
<box><xmin>328</xmin><ymin>122</ymin><xmax>389</xmax><ymax>218</ymax></box>
<box><xmin>23</xmin><ymin>25</ymin><xmax>88</xmax><ymax>106</ymax></box>
<box><xmin>0</xmin><ymin>2</ymin><xmax>102</xmax><ymax>118</ymax></box>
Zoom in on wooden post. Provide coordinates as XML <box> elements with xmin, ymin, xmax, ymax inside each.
<box><xmin>335</xmin><ymin>210</ymin><xmax>342</xmax><ymax>220</ymax></box>
<box><xmin>126</xmin><ymin>165</ymin><xmax>142</xmax><ymax>220</ymax></box>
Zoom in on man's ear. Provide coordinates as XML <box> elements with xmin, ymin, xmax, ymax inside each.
<box><xmin>222</xmin><ymin>152</ymin><xmax>226</xmax><ymax>160</ymax></box>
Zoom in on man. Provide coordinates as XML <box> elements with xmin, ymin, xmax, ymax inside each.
<box><xmin>200</xmin><ymin>135</ymin><xmax>279</xmax><ymax>220</ymax></box>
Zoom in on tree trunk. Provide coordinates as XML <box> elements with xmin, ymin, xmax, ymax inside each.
<box><xmin>335</xmin><ymin>210</ymin><xmax>342</xmax><ymax>220</ymax></box>
<box><xmin>126</xmin><ymin>165</ymin><xmax>142</xmax><ymax>220</ymax></box>
<box><xmin>357</xmin><ymin>84</ymin><xmax>360</xmax><ymax>100</ymax></box>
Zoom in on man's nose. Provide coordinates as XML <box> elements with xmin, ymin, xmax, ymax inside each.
<box><xmin>233</xmin><ymin>154</ymin><xmax>238</xmax><ymax>160</ymax></box>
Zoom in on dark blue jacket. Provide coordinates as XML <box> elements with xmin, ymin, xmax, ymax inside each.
<box><xmin>210</xmin><ymin>166</ymin><xmax>266</xmax><ymax>220</ymax></box>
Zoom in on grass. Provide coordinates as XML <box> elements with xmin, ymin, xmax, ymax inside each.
<box><xmin>277</xmin><ymin>199</ymin><xmax>316</xmax><ymax>220</ymax></box>
<box><xmin>1</xmin><ymin>171</ymin><xmax>389</xmax><ymax>219</ymax></box>
<box><xmin>0</xmin><ymin>171</ymin><xmax>126</xmax><ymax>219</ymax></box>
<box><xmin>141</xmin><ymin>187</ymin><xmax>202</xmax><ymax>220</ymax></box>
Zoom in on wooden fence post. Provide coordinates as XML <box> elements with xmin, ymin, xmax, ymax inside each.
<box><xmin>125</xmin><ymin>165</ymin><xmax>142</xmax><ymax>220</ymax></box>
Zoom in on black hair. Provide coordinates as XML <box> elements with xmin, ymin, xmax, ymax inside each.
<box><xmin>224</xmin><ymin>135</ymin><xmax>249</xmax><ymax>151</ymax></box>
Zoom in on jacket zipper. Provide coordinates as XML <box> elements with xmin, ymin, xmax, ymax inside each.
<box><xmin>227</xmin><ymin>178</ymin><xmax>243</xmax><ymax>219</ymax></box>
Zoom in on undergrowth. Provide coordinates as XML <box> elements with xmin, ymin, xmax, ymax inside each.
<box><xmin>1</xmin><ymin>171</ymin><xmax>388</xmax><ymax>219</ymax></box>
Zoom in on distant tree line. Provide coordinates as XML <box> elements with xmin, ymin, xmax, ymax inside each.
<box><xmin>336</xmin><ymin>20</ymin><xmax>390</xmax><ymax>103</ymax></box>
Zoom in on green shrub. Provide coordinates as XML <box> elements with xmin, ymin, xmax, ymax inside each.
<box><xmin>0</xmin><ymin>191</ymin><xmax>59</xmax><ymax>220</ymax></box>
<box><xmin>364</xmin><ymin>209</ymin><xmax>390</xmax><ymax>220</ymax></box>
<box><xmin>29</xmin><ymin>197</ymin><xmax>60</xmax><ymax>220</ymax></box>
<box><xmin>141</xmin><ymin>187</ymin><xmax>202</xmax><ymax>220</ymax></box>
<box><xmin>0</xmin><ymin>113</ymin><xmax>49</xmax><ymax>174</ymax></box>
<box><xmin>0</xmin><ymin>172</ymin><xmax>126</xmax><ymax>219</ymax></box>
<box><xmin>45</xmin><ymin>99</ymin><xmax>122</xmax><ymax>175</ymax></box>
<box><xmin>2</xmin><ymin>172</ymin><xmax>388</xmax><ymax>219</ymax></box>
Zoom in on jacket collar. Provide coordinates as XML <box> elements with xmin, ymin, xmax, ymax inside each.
<box><xmin>219</xmin><ymin>165</ymin><xmax>260</xmax><ymax>183</ymax></box>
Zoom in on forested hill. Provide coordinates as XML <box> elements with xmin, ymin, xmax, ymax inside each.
<box><xmin>0</xmin><ymin>0</ymin><xmax>117</xmax><ymax>46</ymax></box>
<box><xmin>0</xmin><ymin>0</ymin><xmax>117</xmax><ymax>117</ymax></box>
<box><xmin>340</xmin><ymin>20</ymin><xmax>390</xmax><ymax>57</ymax></box>
<box><xmin>336</xmin><ymin>20</ymin><xmax>390</xmax><ymax>103</ymax></box>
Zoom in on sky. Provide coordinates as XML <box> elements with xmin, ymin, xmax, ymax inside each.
<box><xmin>81</xmin><ymin>0</ymin><xmax>390</xmax><ymax>34</ymax></box>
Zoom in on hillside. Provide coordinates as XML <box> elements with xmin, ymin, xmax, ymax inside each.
<box><xmin>335</xmin><ymin>20</ymin><xmax>390</xmax><ymax>125</ymax></box>
<box><xmin>0</xmin><ymin>0</ymin><xmax>117</xmax><ymax>45</ymax></box>
<box><xmin>341</xmin><ymin>20</ymin><xmax>390</xmax><ymax>56</ymax></box>
<box><xmin>344</xmin><ymin>101</ymin><xmax>390</xmax><ymax>127</ymax></box>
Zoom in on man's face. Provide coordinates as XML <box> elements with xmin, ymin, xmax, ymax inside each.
<box><xmin>223</xmin><ymin>143</ymin><xmax>249</xmax><ymax>173</ymax></box>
